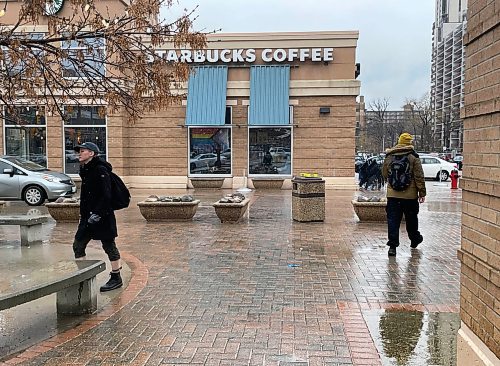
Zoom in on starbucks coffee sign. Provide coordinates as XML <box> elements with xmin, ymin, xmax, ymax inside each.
<box><xmin>45</xmin><ymin>0</ymin><xmax>64</xmax><ymax>15</ymax></box>
<box><xmin>151</xmin><ymin>48</ymin><xmax>334</xmax><ymax>63</ymax></box>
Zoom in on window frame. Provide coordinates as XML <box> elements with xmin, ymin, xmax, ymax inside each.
<box><xmin>61</xmin><ymin>36</ymin><xmax>106</xmax><ymax>79</ymax></box>
<box><xmin>247</xmin><ymin>125</ymin><xmax>293</xmax><ymax>178</ymax></box>
<box><xmin>3</xmin><ymin>106</ymin><xmax>48</xmax><ymax>166</ymax></box>
<box><xmin>1</xmin><ymin>32</ymin><xmax>45</xmax><ymax>77</ymax></box>
<box><xmin>187</xmin><ymin>125</ymin><xmax>233</xmax><ymax>178</ymax></box>
<box><xmin>62</xmin><ymin>105</ymin><xmax>108</xmax><ymax>176</ymax></box>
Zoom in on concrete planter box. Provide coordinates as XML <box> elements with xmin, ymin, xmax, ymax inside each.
<box><xmin>351</xmin><ymin>200</ymin><xmax>387</xmax><ymax>222</ymax></box>
<box><xmin>137</xmin><ymin>200</ymin><xmax>200</xmax><ymax>221</ymax></box>
<box><xmin>251</xmin><ymin>178</ymin><xmax>284</xmax><ymax>189</ymax></box>
<box><xmin>45</xmin><ymin>202</ymin><xmax>80</xmax><ymax>222</ymax></box>
<box><xmin>213</xmin><ymin>198</ymin><xmax>250</xmax><ymax>223</ymax></box>
<box><xmin>190</xmin><ymin>178</ymin><xmax>224</xmax><ymax>189</ymax></box>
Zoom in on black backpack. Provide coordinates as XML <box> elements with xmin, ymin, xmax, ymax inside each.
<box><xmin>109</xmin><ymin>172</ymin><xmax>131</xmax><ymax>210</ymax></box>
<box><xmin>388</xmin><ymin>154</ymin><xmax>412</xmax><ymax>191</ymax></box>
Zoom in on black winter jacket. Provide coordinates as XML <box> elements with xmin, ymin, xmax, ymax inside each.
<box><xmin>75</xmin><ymin>157</ymin><xmax>118</xmax><ymax>241</ymax></box>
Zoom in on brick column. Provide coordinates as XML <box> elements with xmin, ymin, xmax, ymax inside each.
<box><xmin>457</xmin><ymin>1</ymin><xmax>499</xmax><ymax>364</ymax></box>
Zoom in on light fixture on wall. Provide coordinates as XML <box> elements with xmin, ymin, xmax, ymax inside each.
<box><xmin>319</xmin><ymin>107</ymin><xmax>330</xmax><ymax>115</ymax></box>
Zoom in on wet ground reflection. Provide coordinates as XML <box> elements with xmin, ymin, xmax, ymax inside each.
<box><xmin>364</xmin><ymin>310</ymin><xmax>460</xmax><ymax>366</ymax></box>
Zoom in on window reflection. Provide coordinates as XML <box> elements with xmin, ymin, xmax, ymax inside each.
<box><xmin>249</xmin><ymin>128</ymin><xmax>291</xmax><ymax>175</ymax></box>
<box><xmin>5</xmin><ymin>127</ymin><xmax>47</xmax><ymax>167</ymax></box>
<box><xmin>63</xmin><ymin>106</ymin><xmax>106</xmax><ymax>174</ymax></box>
<box><xmin>189</xmin><ymin>127</ymin><xmax>231</xmax><ymax>175</ymax></box>
<box><xmin>61</xmin><ymin>37</ymin><xmax>105</xmax><ymax>78</ymax></box>
<box><xmin>4</xmin><ymin>106</ymin><xmax>47</xmax><ymax>167</ymax></box>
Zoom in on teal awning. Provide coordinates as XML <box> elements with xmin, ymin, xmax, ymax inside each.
<box><xmin>249</xmin><ymin>65</ymin><xmax>290</xmax><ymax>125</ymax></box>
<box><xmin>186</xmin><ymin>66</ymin><xmax>228</xmax><ymax>125</ymax></box>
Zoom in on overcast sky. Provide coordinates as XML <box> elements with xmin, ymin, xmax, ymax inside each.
<box><xmin>162</xmin><ymin>0</ymin><xmax>435</xmax><ymax>110</ymax></box>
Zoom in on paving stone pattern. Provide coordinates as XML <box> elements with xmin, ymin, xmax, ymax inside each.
<box><xmin>4</xmin><ymin>185</ymin><xmax>462</xmax><ymax>366</ymax></box>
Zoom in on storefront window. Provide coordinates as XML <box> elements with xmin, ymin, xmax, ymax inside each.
<box><xmin>3</xmin><ymin>106</ymin><xmax>47</xmax><ymax>166</ymax></box>
<box><xmin>61</xmin><ymin>37</ymin><xmax>105</xmax><ymax>78</ymax></box>
<box><xmin>249</xmin><ymin>127</ymin><xmax>292</xmax><ymax>176</ymax></box>
<box><xmin>189</xmin><ymin>127</ymin><xmax>231</xmax><ymax>175</ymax></box>
<box><xmin>2</xmin><ymin>33</ymin><xmax>44</xmax><ymax>77</ymax></box>
<box><xmin>63</xmin><ymin>106</ymin><xmax>106</xmax><ymax>174</ymax></box>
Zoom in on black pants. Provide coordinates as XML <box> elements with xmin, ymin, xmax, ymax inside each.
<box><xmin>73</xmin><ymin>231</ymin><xmax>121</xmax><ymax>261</ymax></box>
<box><xmin>386</xmin><ymin>197</ymin><xmax>421</xmax><ymax>247</ymax></box>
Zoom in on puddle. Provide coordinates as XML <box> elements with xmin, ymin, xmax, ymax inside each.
<box><xmin>363</xmin><ymin>310</ymin><xmax>460</xmax><ymax>366</ymax></box>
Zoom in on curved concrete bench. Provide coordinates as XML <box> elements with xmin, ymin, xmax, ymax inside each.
<box><xmin>0</xmin><ymin>215</ymin><xmax>49</xmax><ymax>245</ymax></box>
<box><xmin>0</xmin><ymin>260</ymin><xmax>106</xmax><ymax>315</ymax></box>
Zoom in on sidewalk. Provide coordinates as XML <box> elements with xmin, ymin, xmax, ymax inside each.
<box><xmin>0</xmin><ymin>182</ymin><xmax>462</xmax><ymax>365</ymax></box>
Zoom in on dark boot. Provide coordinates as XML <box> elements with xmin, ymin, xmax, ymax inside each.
<box><xmin>410</xmin><ymin>235</ymin><xmax>423</xmax><ymax>248</ymax></box>
<box><xmin>388</xmin><ymin>247</ymin><xmax>397</xmax><ymax>256</ymax></box>
<box><xmin>100</xmin><ymin>272</ymin><xmax>123</xmax><ymax>292</ymax></box>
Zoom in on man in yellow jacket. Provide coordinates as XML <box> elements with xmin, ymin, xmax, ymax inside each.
<box><xmin>382</xmin><ymin>133</ymin><xmax>426</xmax><ymax>256</ymax></box>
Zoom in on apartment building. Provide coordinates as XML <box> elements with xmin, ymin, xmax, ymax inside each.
<box><xmin>430</xmin><ymin>0</ymin><xmax>467</xmax><ymax>152</ymax></box>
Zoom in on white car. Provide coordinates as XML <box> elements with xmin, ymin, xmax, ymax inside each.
<box><xmin>190</xmin><ymin>153</ymin><xmax>227</xmax><ymax>170</ymax></box>
<box><xmin>419</xmin><ymin>155</ymin><xmax>458</xmax><ymax>181</ymax></box>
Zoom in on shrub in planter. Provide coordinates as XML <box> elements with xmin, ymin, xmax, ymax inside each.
<box><xmin>137</xmin><ymin>195</ymin><xmax>200</xmax><ymax>221</ymax></box>
<box><xmin>45</xmin><ymin>198</ymin><xmax>80</xmax><ymax>222</ymax></box>
<box><xmin>351</xmin><ymin>195</ymin><xmax>387</xmax><ymax>222</ymax></box>
<box><xmin>213</xmin><ymin>193</ymin><xmax>249</xmax><ymax>223</ymax></box>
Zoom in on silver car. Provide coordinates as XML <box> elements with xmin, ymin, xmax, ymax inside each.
<box><xmin>0</xmin><ymin>156</ymin><xmax>77</xmax><ymax>206</ymax></box>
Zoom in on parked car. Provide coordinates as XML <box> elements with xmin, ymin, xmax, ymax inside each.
<box><xmin>453</xmin><ymin>155</ymin><xmax>463</xmax><ymax>170</ymax></box>
<box><xmin>0</xmin><ymin>156</ymin><xmax>77</xmax><ymax>206</ymax></box>
<box><xmin>419</xmin><ymin>155</ymin><xmax>458</xmax><ymax>181</ymax></box>
<box><xmin>190</xmin><ymin>153</ymin><xmax>226</xmax><ymax>170</ymax></box>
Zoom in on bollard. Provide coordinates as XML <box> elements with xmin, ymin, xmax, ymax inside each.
<box><xmin>450</xmin><ymin>169</ymin><xmax>459</xmax><ymax>189</ymax></box>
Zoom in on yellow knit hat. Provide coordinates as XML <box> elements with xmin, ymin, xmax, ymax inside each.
<box><xmin>398</xmin><ymin>133</ymin><xmax>413</xmax><ymax>146</ymax></box>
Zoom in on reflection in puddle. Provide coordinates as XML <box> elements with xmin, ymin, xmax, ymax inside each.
<box><xmin>364</xmin><ymin>310</ymin><xmax>460</xmax><ymax>366</ymax></box>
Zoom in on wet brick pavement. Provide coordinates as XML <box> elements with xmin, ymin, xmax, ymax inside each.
<box><xmin>1</xmin><ymin>183</ymin><xmax>462</xmax><ymax>365</ymax></box>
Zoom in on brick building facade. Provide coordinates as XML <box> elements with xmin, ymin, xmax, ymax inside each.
<box><xmin>0</xmin><ymin>27</ymin><xmax>361</xmax><ymax>190</ymax></box>
<box><xmin>456</xmin><ymin>0</ymin><xmax>499</xmax><ymax>364</ymax></box>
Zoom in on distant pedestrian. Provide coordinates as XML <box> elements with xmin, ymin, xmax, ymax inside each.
<box><xmin>359</xmin><ymin>158</ymin><xmax>384</xmax><ymax>190</ymax></box>
<box><xmin>382</xmin><ymin>133</ymin><xmax>426</xmax><ymax>256</ymax></box>
<box><xmin>263</xmin><ymin>150</ymin><xmax>273</xmax><ymax>167</ymax></box>
<box><xmin>73</xmin><ymin>142</ymin><xmax>123</xmax><ymax>291</ymax></box>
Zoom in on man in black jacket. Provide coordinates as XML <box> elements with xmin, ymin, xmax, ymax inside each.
<box><xmin>73</xmin><ymin>142</ymin><xmax>122</xmax><ymax>292</ymax></box>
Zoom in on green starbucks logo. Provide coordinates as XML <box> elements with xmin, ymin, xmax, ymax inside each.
<box><xmin>45</xmin><ymin>0</ymin><xmax>64</xmax><ymax>15</ymax></box>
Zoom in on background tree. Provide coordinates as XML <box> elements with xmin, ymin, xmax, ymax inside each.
<box><xmin>405</xmin><ymin>93</ymin><xmax>433</xmax><ymax>152</ymax></box>
<box><xmin>0</xmin><ymin>0</ymin><xmax>207</xmax><ymax>124</ymax></box>
<box><xmin>366</xmin><ymin>97</ymin><xmax>389</xmax><ymax>152</ymax></box>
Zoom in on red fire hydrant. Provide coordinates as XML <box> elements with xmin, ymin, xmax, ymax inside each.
<box><xmin>451</xmin><ymin>169</ymin><xmax>459</xmax><ymax>189</ymax></box>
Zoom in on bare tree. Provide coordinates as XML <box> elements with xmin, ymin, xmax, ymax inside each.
<box><xmin>0</xmin><ymin>0</ymin><xmax>208</xmax><ymax>124</ymax></box>
<box><xmin>367</xmin><ymin>97</ymin><xmax>390</xmax><ymax>152</ymax></box>
<box><xmin>406</xmin><ymin>93</ymin><xmax>433</xmax><ymax>152</ymax></box>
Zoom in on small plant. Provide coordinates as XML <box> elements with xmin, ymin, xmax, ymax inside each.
<box><xmin>217</xmin><ymin>193</ymin><xmax>246</xmax><ymax>203</ymax></box>
<box><xmin>144</xmin><ymin>195</ymin><xmax>194</xmax><ymax>203</ymax></box>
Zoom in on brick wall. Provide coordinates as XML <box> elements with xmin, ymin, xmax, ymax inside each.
<box><xmin>458</xmin><ymin>0</ymin><xmax>499</xmax><ymax>358</ymax></box>
<box><xmin>114</xmin><ymin>95</ymin><xmax>356</xmax><ymax>179</ymax></box>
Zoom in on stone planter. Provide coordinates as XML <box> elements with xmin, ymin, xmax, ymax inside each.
<box><xmin>190</xmin><ymin>178</ymin><xmax>224</xmax><ymax>189</ymax></box>
<box><xmin>251</xmin><ymin>178</ymin><xmax>284</xmax><ymax>189</ymax></box>
<box><xmin>213</xmin><ymin>198</ymin><xmax>250</xmax><ymax>223</ymax></box>
<box><xmin>45</xmin><ymin>202</ymin><xmax>80</xmax><ymax>222</ymax></box>
<box><xmin>137</xmin><ymin>200</ymin><xmax>200</xmax><ymax>221</ymax></box>
<box><xmin>351</xmin><ymin>200</ymin><xmax>387</xmax><ymax>222</ymax></box>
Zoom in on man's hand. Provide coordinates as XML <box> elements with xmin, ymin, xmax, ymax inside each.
<box><xmin>87</xmin><ymin>213</ymin><xmax>101</xmax><ymax>224</ymax></box>
<box><xmin>418</xmin><ymin>196</ymin><xmax>426</xmax><ymax>204</ymax></box>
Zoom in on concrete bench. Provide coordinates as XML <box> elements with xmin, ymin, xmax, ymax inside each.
<box><xmin>0</xmin><ymin>215</ymin><xmax>49</xmax><ymax>246</ymax></box>
<box><xmin>0</xmin><ymin>260</ymin><xmax>106</xmax><ymax>315</ymax></box>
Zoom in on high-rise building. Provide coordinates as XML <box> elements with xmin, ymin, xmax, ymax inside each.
<box><xmin>430</xmin><ymin>0</ymin><xmax>467</xmax><ymax>152</ymax></box>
